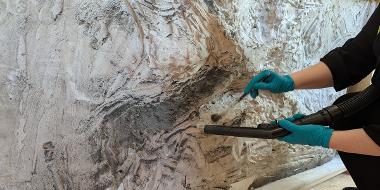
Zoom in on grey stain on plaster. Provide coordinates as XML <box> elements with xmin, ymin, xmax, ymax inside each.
<box><xmin>75</xmin><ymin>0</ymin><xmax>134</xmax><ymax>49</ymax></box>
<box><xmin>0</xmin><ymin>1</ymin><xmax>7</xmax><ymax>25</ymax></box>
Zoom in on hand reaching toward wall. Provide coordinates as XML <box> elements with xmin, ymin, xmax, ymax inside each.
<box><xmin>244</xmin><ymin>70</ymin><xmax>295</xmax><ymax>98</ymax></box>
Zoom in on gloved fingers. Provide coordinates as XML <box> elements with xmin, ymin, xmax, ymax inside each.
<box><xmin>292</xmin><ymin>113</ymin><xmax>306</xmax><ymax>120</ymax></box>
<box><xmin>249</xmin><ymin>89</ymin><xmax>259</xmax><ymax>99</ymax></box>
<box><xmin>285</xmin><ymin>117</ymin><xmax>295</xmax><ymax>122</ymax></box>
<box><xmin>243</xmin><ymin>70</ymin><xmax>272</xmax><ymax>94</ymax></box>
<box><xmin>252</xmin><ymin>82</ymin><xmax>273</xmax><ymax>91</ymax></box>
<box><xmin>278</xmin><ymin>119</ymin><xmax>299</xmax><ymax>132</ymax></box>
<box><xmin>259</xmin><ymin>70</ymin><xmax>273</xmax><ymax>80</ymax></box>
<box><xmin>278</xmin><ymin>135</ymin><xmax>294</xmax><ymax>143</ymax></box>
<box><xmin>283</xmin><ymin>113</ymin><xmax>306</xmax><ymax>122</ymax></box>
<box><xmin>270</xmin><ymin>119</ymin><xmax>278</xmax><ymax>125</ymax></box>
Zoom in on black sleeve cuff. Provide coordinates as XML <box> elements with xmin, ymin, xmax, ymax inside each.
<box><xmin>363</xmin><ymin>124</ymin><xmax>380</xmax><ymax>146</ymax></box>
<box><xmin>371</xmin><ymin>64</ymin><xmax>380</xmax><ymax>90</ymax></box>
<box><xmin>321</xmin><ymin>48</ymin><xmax>351</xmax><ymax>91</ymax></box>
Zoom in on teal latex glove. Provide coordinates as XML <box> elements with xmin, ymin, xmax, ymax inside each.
<box><xmin>244</xmin><ymin>70</ymin><xmax>295</xmax><ymax>98</ymax></box>
<box><xmin>277</xmin><ymin>114</ymin><xmax>334</xmax><ymax>148</ymax></box>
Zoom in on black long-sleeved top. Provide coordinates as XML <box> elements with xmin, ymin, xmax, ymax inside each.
<box><xmin>321</xmin><ymin>5</ymin><xmax>380</xmax><ymax>146</ymax></box>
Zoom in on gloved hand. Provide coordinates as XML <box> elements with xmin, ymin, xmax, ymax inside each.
<box><xmin>244</xmin><ymin>70</ymin><xmax>295</xmax><ymax>98</ymax></box>
<box><xmin>277</xmin><ymin>114</ymin><xmax>334</xmax><ymax>148</ymax></box>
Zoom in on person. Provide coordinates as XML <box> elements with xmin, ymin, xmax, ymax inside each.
<box><xmin>244</xmin><ymin>4</ymin><xmax>380</xmax><ymax>190</ymax></box>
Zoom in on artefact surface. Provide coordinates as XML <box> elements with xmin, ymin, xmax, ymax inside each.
<box><xmin>0</xmin><ymin>0</ymin><xmax>376</xmax><ymax>189</ymax></box>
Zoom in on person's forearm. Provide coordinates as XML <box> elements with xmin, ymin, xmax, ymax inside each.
<box><xmin>329</xmin><ymin>129</ymin><xmax>380</xmax><ymax>156</ymax></box>
<box><xmin>290</xmin><ymin>62</ymin><xmax>334</xmax><ymax>89</ymax></box>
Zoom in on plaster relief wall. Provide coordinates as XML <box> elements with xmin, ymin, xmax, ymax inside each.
<box><xmin>0</xmin><ymin>0</ymin><xmax>376</xmax><ymax>189</ymax></box>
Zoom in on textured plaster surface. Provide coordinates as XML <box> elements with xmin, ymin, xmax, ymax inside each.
<box><xmin>0</xmin><ymin>0</ymin><xmax>376</xmax><ymax>189</ymax></box>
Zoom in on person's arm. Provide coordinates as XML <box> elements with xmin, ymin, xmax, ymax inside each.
<box><xmin>290</xmin><ymin>5</ymin><xmax>380</xmax><ymax>91</ymax></box>
<box><xmin>290</xmin><ymin>62</ymin><xmax>334</xmax><ymax>89</ymax></box>
<box><xmin>278</xmin><ymin>117</ymin><xmax>380</xmax><ymax>156</ymax></box>
<box><xmin>329</xmin><ymin>129</ymin><xmax>380</xmax><ymax>156</ymax></box>
<box><xmin>319</xmin><ymin>5</ymin><xmax>380</xmax><ymax>91</ymax></box>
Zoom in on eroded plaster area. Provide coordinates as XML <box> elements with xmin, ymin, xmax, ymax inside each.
<box><xmin>0</xmin><ymin>0</ymin><xmax>376</xmax><ymax>189</ymax></box>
